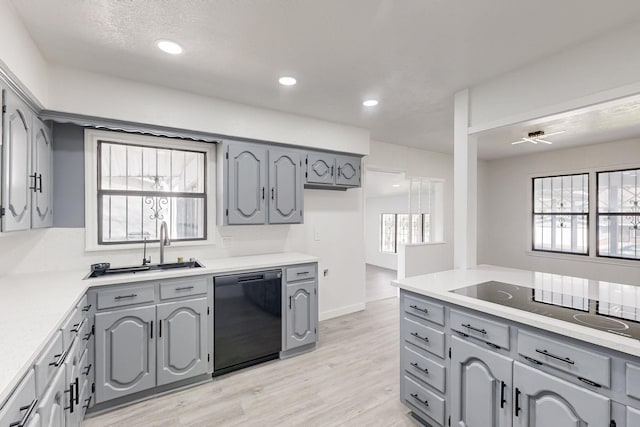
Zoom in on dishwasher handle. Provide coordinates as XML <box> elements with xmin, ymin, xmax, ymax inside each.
<box><xmin>214</xmin><ymin>270</ymin><xmax>282</xmax><ymax>287</ymax></box>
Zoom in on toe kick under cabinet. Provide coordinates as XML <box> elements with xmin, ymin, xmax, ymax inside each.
<box><xmin>399</xmin><ymin>290</ymin><xmax>640</xmax><ymax>427</ymax></box>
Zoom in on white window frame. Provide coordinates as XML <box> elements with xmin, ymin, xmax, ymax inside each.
<box><xmin>84</xmin><ymin>129</ymin><xmax>216</xmax><ymax>251</ymax></box>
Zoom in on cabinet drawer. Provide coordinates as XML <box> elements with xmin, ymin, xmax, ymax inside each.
<box><xmin>34</xmin><ymin>330</ymin><xmax>64</xmax><ymax>397</ymax></box>
<box><xmin>403</xmin><ymin>374</ymin><xmax>446</xmax><ymax>426</ymax></box>
<box><xmin>0</xmin><ymin>370</ymin><xmax>37</xmax><ymax>427</ymax></box>
<box><xmin>286</xmin><ymin>265</ymin><xmax>316</xmax><ymax>282</ymax></box>
<box><xmin>402</xmin><ymin>294</ymin><xmax>444</xmax><ymax>326</ymax></box>
<box><xmin>403</xmin><ymin>317</ymin><xmax>445</xmax><ymax>358</ymax></box>
<box><xmin>403</xmin><ymin>345</ymin><xmax>446</xmax><ymax>393</ymax></box>
<box><xmin>518</xmin><ymin>331</ymin><xmax>611</xmax><ymax>388</ymax></box>
<box><xmin>450</xmin><ymin>309</ymin><xmax>510</xmax><ymax>350</ymax></box>
<box><xmin>76</xmin><ymin>293</ymin><xmax>91</xmax><ymax>314</ymax></box>
<box><xmin>160</xmin><ymin>277</ymin><xmax>208</xmax><ymax>300</ymax></box>
<box><xmin>97</xmin><ymin>284</ymin><xmax>155</xmax><ymax>310</ymax></box>
<box><xmin>626</xmin><ymin>363</ymin><xmax>640</xmax><ymax>400</ymax></box>
<box><xmin>60</xmin><ymin>308</ymin><xmax>82</xmax><ymax>350</ymax></box>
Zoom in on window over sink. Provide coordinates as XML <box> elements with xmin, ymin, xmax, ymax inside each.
<box><xmin>85</xmin><ymin>130</ymin><xmax>215</xmax><ymax>250</ymax></box>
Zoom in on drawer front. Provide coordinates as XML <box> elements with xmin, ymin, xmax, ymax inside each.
<box><xmin>402</xmin><ymin>294</ymin><xmax>444</xmax><ymax>326</ymax></box>
<box><xmin>626</xmin><ymin>363</ymin><xmax>640</xmax><ymax>400</ymax></box>
<box><xmin>403</xmin><ymin>374</ymin><xmax>446</xmax><ymax>426</ymax></box>
<box><xmin>79</xmin><ymin>347</ymin><xmax>93</xmax><ymax>384</ymax></box>
<box><xmin>97</xmin><ymin>284</ymin><xmax>155</xmax><ymax>310</ymax></box>
<box><xmin>286</xmin><ymin>264</ymin><xmax>316</xmax><ymax>282</ymax></box>
<box><xmin>159</xmin><ymin>277</ymin><xmax>208</xmax><ymax>300</ymax></box>
<box><xmin>450</xmin><ymin>309</ymin><xmax>510</xmax><ymax>350</ymax></box>
<box><xmin>34</xmin><ymin>330</ymin><xmax>64</xmax><ymax>397</ymax></box>
<box><xmin>79</xmin><ymin>376</ymin><xmax>91</xmax><ymax>417</ymax></box>
<box><xmin>403</xmin><ymin>345</ymin><xmax>446</xmax><ymax>393</ymax></box>
<box><xmin>518</xmin><ymin>331</ymin><xmax>611</xmax><ymax>388</ymax></box>
<box><xmin>60</xmin><ymin>308</ymin><xmax>82</xmax><ymax>350</ymax></box>
<box><xmin>76</xmin><ymin>293</ymin><xmax>91</xmax><ymax>314</ymax></box>
<box><xmin>0</xmin><ymin>370</ymin><xmax>37</xmax><ymax>427</ymax></box>
<box><xmin>403</xmin><ymin>317</ymin><xmax>445</xmax><ymax>359</ymax></box>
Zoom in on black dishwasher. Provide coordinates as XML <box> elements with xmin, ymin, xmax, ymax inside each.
<box><xmin>213</xmin><ymin>270</ymin><xmax>282</xmax><ymax>376</ymax></box>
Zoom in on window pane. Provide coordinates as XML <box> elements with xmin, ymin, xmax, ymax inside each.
<box><xmin>533</xmin><ymin>174</ymin><xmax>588</xmax><ymax>214</ymax></box>
<box><xmin>533</xmin><ymin>214</ymin><xmax>587</xmax><ymax>254</ymax></box>
<box><xmin>397</xmin><ymin>214</ymin><xmax>409</xmax><ymax>246</ymax></box>
<box><xmin>423</xmin><ymin>214</ymin><xmax>431</xmax><ymax>243</ymax></box>
<box><xmin>598</xmin><ymin>215</ymin><xmax>640</xmax><ymax>259</ymax></box>
<box><xmin>380</xmin><ymin>214</ymin><xmax>396</xmax><ymax>253</ymax></box>
<box><xmin>599</xmin><ymin>169</ymin><xmax>639</xmax><ymax>213</ymax></box>
<box><xmin>411</xmin><ymin>214</ymin><xmax>422</xmax><ymax>244</ymax></box>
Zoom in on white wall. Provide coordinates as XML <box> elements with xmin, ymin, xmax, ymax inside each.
<box><xmin>48</xmin><ymin>65</ymin><xmax>369</xmax><ymax>155</ymax></box>
<box><xmin>0</xmin><ymin>0</ymin><xmax>49</xmax><ymax>105</ymax></box>
<box><xmin>478</xmin><ymin>138</ymin><xmax>640</xmax><ymax>285</ymax></box>
<box><xmin>365</xmin><ymin>194</ymin><xmax>408</xmax><ymax>270</ymax></box>
<box><xmin>398</xmin><ymin>242</ymin><xmax>452</xmax><ymax>279</ymax></box>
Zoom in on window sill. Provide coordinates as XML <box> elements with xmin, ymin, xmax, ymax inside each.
<box><xmin>526</xmin><ymin>250</ymin><xmax>639</xmax><ymax>268</ymax></box>
<box><xmin>85</xmin><ymin>238</ymin><xmax>216</xmax><ymax>252</ymax></box>
<box><xmin>404</xmin><ymin>241</ymin><xmax>447</xmax><ymax>247</ymax></box>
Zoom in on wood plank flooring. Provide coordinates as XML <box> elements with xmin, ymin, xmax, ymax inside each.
<box><xmin>84</xmin><ymin>297</ymin><xmax>415</xmax><ymax>427</ymax></box>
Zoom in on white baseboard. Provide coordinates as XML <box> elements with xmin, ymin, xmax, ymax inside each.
<box><xmin>319</xmin><ymin>302</ymin><xmax>366</xmax><ymax>321</ymax></box>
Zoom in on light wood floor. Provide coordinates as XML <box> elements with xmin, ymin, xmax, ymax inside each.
<box><xmin>366</xmin><ymin>264</ymin><xmax>398</xmax><ymax>302</ymax></box>
<box><xmin>84</xmin><ymin>298</ymin><xmax>415</xmax><ymax>427</ymax></box>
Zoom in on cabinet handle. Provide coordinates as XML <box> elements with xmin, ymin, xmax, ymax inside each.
<box><xmin>514</xmin><ymin>387</ymin><xmax>521</xmax><ymax>416</ymax></box>
<box><xmin>410</xmin><ymin>393</ymin><xmax>429</xmax><ymax>407</ymax></box>
<box><xmin>28</xmin><ymin>173</ymin><xmax>37</xmax><ymax>192</ymax></box>
<box><xmin>500</xmin><ymin>381</ymin><xmax>506</xmax><ymax>408</ymax></box>
<box><xmin>71</xmin><ymin>318</ymin><xmax>86</xmax><ymax>333</ymax></box>
<box><xmin>409</xmin><ymin>304</ymin><xmax>428</xmax><ymax>314</ymax></box>
<box><xmin>150</xmin><ymin>320</ymin><xmax>154</xmax><ymax>339</ymax></box>
<box><xmin>271</xmin><ymin>188</ymin><xmax>275</xmax><ymax>200</ymax></box>
<box><xmin>159</xmin><ymin>320</ymin><xmax>163</xmax><ymax>338</ymax></box>
<box><xmin>410</xmin><ymin>362</ymin><xmax>429</xmax><ymax>374</ymax></box>
<box><xmin>289</xmin><ymin>296</ymin><xmax>292</xmax><ymax>309</ymax></box>
<box><xmin>74</xmin><ymin>377</ymin><xmax>79</xmax><ymax>404</ymax></box>
<box><xmin>37</xmin><ymin>174</ymin><xmax>43</xmax><ymax>193</ymax></box>
<box><xmin>461</xmin><ymin>323</ymin><xmax>487</xmax><ymax>335</ymax></box>
<box><xmin>83</xmin><ymin>363</ymin><xmax>92</xmax><ymax>376</ymax></box>
<box><xmin>114</xmin><ymin>294</ymin><xmax>137</xmax><ymax>300</ymax></box>
<box><xmin>83</xmin><ymin>395</ymin><xmax>93</xmax><ymax>410</ymax></box>
<box><xmin>331</xmin><ymin>166</ymin><xmax>334</xmax><ymax>177</ymax></box>
<box><xmin>410</xmin><ymin>332</ymin><xmax>430</xmax><ymax>343</ymax></box>
<box><xmin>535</xmin><ymin>349</ymin><xmax>574</xmax><ymax>365</ymax></box>
<box><xmin>64</xmin><ymin>381</ymin><xmax>75</xmax><ymax>413</ymax></box>
<box><xmin>262</xmin><ymin>187</ymin><xmax>265</xmax><ymax>200</ymax></box>
<box><xmin>82</xmin><ymin>304</ymin><xmax>92</xmax><ymax>312</ymax></box>
<box><xmin>49</xmin><ymin>349</ymin><xmax>68</xmax><ymax>367</ymax></box>
<box><xmin>296</xmin><ymin>271</ymin><xmax>309</xmax><ymax>276</ymax></box>
<box><xmin>175</xmin><ymin>286</ymin><xmax>194</xmax><ymax>291</ymax></box>
<box><xmin>578</xmin><ymin>377</ymin><xmax>601</xmax><ymax>388</ymax></box>
<box><xmin>9</xmin><ymin>398</ymin><xmax>38</xmax><ymax>427</ymax></box>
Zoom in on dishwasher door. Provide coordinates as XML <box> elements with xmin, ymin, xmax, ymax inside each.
<box><xmin>214</xmin><ymin>270</ymin><xmax>282</xmax><ymax>375</ymax></box>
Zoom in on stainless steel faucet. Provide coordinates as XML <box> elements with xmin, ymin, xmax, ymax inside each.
<box><xmin>159</xmin><ymin>221</ymin><xmax>171</xmax><ymax>264</ymax></box>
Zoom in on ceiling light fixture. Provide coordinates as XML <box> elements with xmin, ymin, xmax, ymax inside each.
<box><xmin>363</xmin><ymin>99</ymin><xmax>379</xmax><ymax>107</ymax></box>
<box><xmin>392</xmin><ymin>184</ymin><xmax>401</xmax><ymax>188</ymax></box>
<box><xmin>156</xmin><ymin>40</ymin><xmax>183</xmax><ymax>55</ymax></box>
<box><xmin>510</xmin><ymin>130</ymin><xmax>566</xmax><ymax>145</ymax></box>
<box><xmin>279</xmin><ymin>76</ymin><xmax>297</xmax><ymax>86</ymax></box>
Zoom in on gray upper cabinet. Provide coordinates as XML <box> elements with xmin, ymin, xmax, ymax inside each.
<box><xmin>450</xmin><ymin>336</ymin><xmax>513</xmax><ymax>427</ymax></box>
<box><xmin>1</xmin><ymin>89</ymin><xmax>32</xmax><ymax>232</ymax></box>
<box><xmin>335</xmin><ymin>155</ymin><xmax>361</xmax><ymax>187</ymax></box>
<box><xmin>306</xmin><ymin>152</ymin><xmax>335</xmax><ymax>185</ymax></box>
<box><xmin>513</xmin><ymin>361</ymin><xmax>610</xmax><ymax>427</ymax></box>
<box><xmin>226</xmin><ymin>143</ymin><xmax>268</xmax><ymax>225</ymax></box>
<box><xmin>95</xmin><ymin>305</ymin><xmax>156</xmax><ymax>403</ymax></box>
<box><xmin>268</xmin><ymin>149</ymin><xmax>303</xmax><ymax>224</ymax></box>
<box><xmin>31</xmin><ymin>118</ymin><xmax>53</xmax><ymax>228</ymax></box>
<box><xmin>156</xmin><ymin>298</ymin><xmax>208</xmax><ymax>386</ymax></box>
<box><xmin>285</xmin><ymin>281</ymin><xmax>317</xmax><ymax>350</ymax></box>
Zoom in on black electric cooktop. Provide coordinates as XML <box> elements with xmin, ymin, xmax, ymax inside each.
<box><xmin>451</xmin><ymin>280</ymin><xmax>640</xmax><ymax>340</ymax></box>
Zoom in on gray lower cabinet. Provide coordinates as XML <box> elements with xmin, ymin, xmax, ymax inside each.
<box><xmin>95</xmin><ymin>305</ymin><xmax>156</xmax><ymax>403</ymax></box>
<box><xmin>285</xmin><ymin>281</ymin><xmax>317</xmax><ymax>350</ymax></box>
<box><xmin>226</xmin><ymin>143</ymin><xmax>268</xmax><ymax>225</ymax></box>
<box><xmin>268</xmin><ymin>149</ymin><xmax>303</xmax><ymax>224</ymax></box>
<box><xmin>628</xmin><ymin>406</ymin><xmax>640</xmax><ymax>426</ymax></box>
<box><xmin>306</xmin><ymin>152</ymin><xmax>335</xmax><ymax>185</ymax></box>
<box><xmin>335</xmin><ymin>155</ymin><xmax>360</xmax><ymax>187</ymax></box>
<box><xmin>156</xmin><ymin>298</ymin><xmax>209</xmax><ymax>386</ymax></box>
<box><xmin>512</xmin><ymin>361</ymin><xmax>610</xmax><ymax>427</ymax></box>
<box><xmin>450</xmin><ymin>336</ymin><xmax>513</xmax><ymax>427</ymax></box>
<box><xmin>37</xmin><ymin>367</ymin><xmax>67</xmax><ymax>427</ymax></box>
<box><xmin>0</xmin><ymin>370</ymin><xmax>37</xmax><ymax>427</ymax></box>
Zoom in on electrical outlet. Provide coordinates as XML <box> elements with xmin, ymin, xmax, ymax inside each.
<box><xmin>323</xmin><ymin>269</ymin><xmax>329</xmax><ymax>277</ymax></box>
<box><xmin>314</xmin><ymin>230</ymin><xmax>321</xmax><ymax>241</ymax></box>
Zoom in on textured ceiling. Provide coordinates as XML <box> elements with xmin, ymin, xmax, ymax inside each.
<box><xmin>11</xmin><ymin>0</ymin><xmax>640</xmax><ymax>153</ymax></box>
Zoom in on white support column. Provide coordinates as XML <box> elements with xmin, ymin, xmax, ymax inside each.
<box><xmin>453</xmin><ymin>89</ymin><xmax>477</xmax><ymax>269</ymax></box>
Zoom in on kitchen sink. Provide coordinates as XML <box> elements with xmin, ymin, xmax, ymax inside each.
<box><xmin>86</xmin><ymin>260</ymin><xmax>204</xmax><ymax>278</ymax></box>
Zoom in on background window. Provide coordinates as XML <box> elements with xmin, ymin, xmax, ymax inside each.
<box><xmin>380</xmin><ymin>213</ymin><xmax>396</xmax><ymax>253</ymax></box>
<box><xmin>98</xmin><ymin>141</ymin><xmax>207</xmax><ymax>244</ymax></box>
<box><xmin>532</xmin><ymin>174</ymin><xmax>588</xmax><ymax>254</ymax></box>
<box><xmin>597</xmin><ymin>168</ymin><xmax>640</xmax><ymax>260</ymax></box>
<box><xmin>380</xmin><ymin>213</ymin><xmax>431</xmax><ymax>253</ymax></box>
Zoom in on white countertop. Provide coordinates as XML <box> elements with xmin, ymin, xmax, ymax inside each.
<box><xmin>392</xmin><ymin>264</ymin><xmax>640</xmax><ymax>359</ymax></box>
<box><xmin>0</xmin><ymin>252</ymin><xmax>318</xmax><ymax>405</ymax></box>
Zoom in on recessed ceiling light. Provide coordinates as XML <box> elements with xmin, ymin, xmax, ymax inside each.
<box><xmin>392</xmin><ymin>184</ymin><xmax>401</xmax><ymax>188</ymax></box>
<box><xmin>363</xmin><ymin>99</ymin><xmax>379</xmax><ymax>107</ymax></box>
<box><xmin>156</xmin><ymin>40</ymin><xmax>183</xmax><ymax>55</ymax></box>
<box><xmin>279</xmin><ymin>76</ymin><xmax>297</xmax><ymax>86</ymax></box>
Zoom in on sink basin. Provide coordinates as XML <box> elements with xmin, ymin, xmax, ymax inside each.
<box><xmin>86</xmin><ymin>260</ymin><xmax>204</xmax><ymax>278</ymax></box>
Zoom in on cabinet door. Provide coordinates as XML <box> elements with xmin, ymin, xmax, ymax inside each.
<box><xmin>1</xmin><ymin>90</ymin><xmax>32</xmax><ymax>232</ymax></box>
<box><xmin>450</xmin><ymin>336</ymin><xmax>513</xmax><ymax>427</ymax></box>
<box><xmin>227</xmin><ymin>143</ymin><xmax>267</xmax><ymax>225</ymax></box>
<box><xmin>513</xmin><ymin>362</ymin><xmax>610</xmax><ymax>427</ymax></box>
<box><xmin>268</xmin><ymin>149</ymin><xmax>302</xmax><ymax>224</ymax></box>
<box><xmin>31</xmin><ymin>118</ymin><xmax>53</xmax><ymax>228</ymax></box>
<box><xmin>95</xmin><ymin>305</ymin><xmax>156</xmax><ymax>403</ymax></box>
<box><xmin>628</xmin><ymin>406</ymin><xmax>640</xmax><ymax>426</ymax></box>
<box><xmin>156</xmin><ymin>298</ymin><xmax>208</xmax><ymax>386</ymax></box>
<box><xmin>37</xmin><ymin>367</ymin><xmax>67</xmax><ymax>427</ymax></box>
<box><xmin>285</xmin><ymin>281</ymin><xmax>317</xmax><ymax>350</ymax></box>
<box><xmin>335</xmin><ymin>155</ymin><xmax>360</xmax><ymax>187</ymax></box>
<box><xmin>306</xmin><ymin>152</ymin><xmax>335</xmax><ymax>185</ymax></box>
